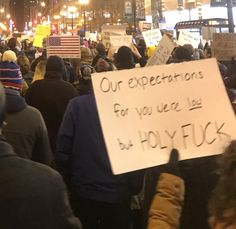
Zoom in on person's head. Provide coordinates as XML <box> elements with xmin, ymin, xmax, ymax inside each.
<box><xmin>17</xmin><ymin>55</ymin><xmax>30</xmax><ymax>75</ymax></box>
<box><xmin>80</xmin><ymin>47</ymin><xmax>93</xmax><ymax>65</ymax></box>
<box><xmin>32</xmin><ymin>60</ymin><xmax>46</xmax><ymax>82</ymax></box>
<box><xmin>114</xmin><ymin>46</ymin><xmax>135</xmax><ymax>70</ymax></box>
<box><xmin>2</xmin><ymin>50</ymin><xmax>17</xmax><ymax>63</ymax></box>
<box><xmin>208</xmin><ymin>140</ymin><xmax>236</xmax><ymax>228</ymax></box>
<box><xmin>7</xmin><ymin>37</ymin><xmax>17</xmax><ymax>50</ymax></box>
<box><xmin>183</xmin><ymin>44</ymin><xmax>194</xmax><ymax>57</ymax></box>
<box><xmin>45</xmin><ymin>55</ymin><xmax>66</xmax><ymax>79</ymax></box>
<box><xmin>96</xmin><ymin>43</ymin><xmax>106</xmax><ymax>54</ymax></box>
<box><xmin>172</xmin><ymin>46</ymin><xmax>192</xmax><ymax>62</ymax></box>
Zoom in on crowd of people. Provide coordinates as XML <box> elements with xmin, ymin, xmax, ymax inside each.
<box><xmin>0</xmin><ymin>35</ymin><xmax>235</xmax><ymax>229</ymax></box>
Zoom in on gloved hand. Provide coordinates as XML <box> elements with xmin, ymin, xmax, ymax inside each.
<box><xmin>165</xmin><ymin>148</ymin><xmax>181</xmax><ymax>177</ymax></box>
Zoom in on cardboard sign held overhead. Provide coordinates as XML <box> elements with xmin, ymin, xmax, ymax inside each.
<box><xmin>177</xmin><ymin>30</ymin><xmax>200</xmax><ymax>48</ymax></box>
<box><xmin>110</xmin><ymin>35</ymin><xmax>133</xmax><ymax>52</ymax></box>
<box><xmin>102</xmin><ymin>25</ymin><xmax>127</xmax><ymax>49</ymax></box>
<box><xmin>142</xmin><ymin>28</ymin><xmax>162</xmax><ymax>47</ymax></box>
<box><xmin>33</xmin><ymin>25</ymin><xmax>51</xmax><ymax>48</ymax></box>
<box><xmin>146</xmin><ymin>34</ymin><xmax>176</xmax><ymax>66</ymax></box>
<box><xmin>92</xmin><ymin>58</ymin><xmax>236</xmax><ymax>174</ymax></box>
<box><xmin>212</xmin><ymin>33</ymin><xmax>236</xmax><ymax>61</ymax></box>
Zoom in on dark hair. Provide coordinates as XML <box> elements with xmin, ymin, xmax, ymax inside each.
<box><xmin>115</xmin><ymin>46</ymin><xmax>135</xmax><ymax>70</ymax></box>
<box><xmin>7</xmin><ymin>37</ymin><xmax>17</xmax><ymax>49</ymax></box>
<box><xmin>208</xmin><ymin>140</ymin><xmax>236</xmax><ymax>220</ymax></box>
<box><xmin>17</xmin><ymin>55</ymin><xmax>30</xmax><ymax>75</ymax></box>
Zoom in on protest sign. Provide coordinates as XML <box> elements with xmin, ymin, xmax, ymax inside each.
<box><xmin>212</xmin><ymin>33</ymin><xmax>236</xmax><ymax>61</ymax></box>
<box><xmin>142</xmin><ymin>28</ymin><xmax>162</xmax><ymax>47</ymax></box>
<box><xmin>92</xmin><ymin>58</ymin><xmax>236</xmax><ymax>174</ymax></box>
<box><xmin>102</xmin><ymin>25</ymin><xmax>127</xmax><ymax>49</ymax></box>
<box><xmin>177</xmin><ymin>30</ymin><xmax>200</xmax><ymax>48</ymax></box>
<box><xmin>110</xmin><ymin>35</ymin><xmax>133</xmax><ymax>51</ymax></box>
<box><xmin>33</xmin><ymin>25</ymin><xmax>51</xmax><ymax>48</ymax></box>
<box><xmin>146</xmin><ymin>34</ymin><xmax>176</xmax><ymax>66</ymax></box>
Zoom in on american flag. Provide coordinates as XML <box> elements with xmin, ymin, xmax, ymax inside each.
<box><xmin>46</xmin><ymin>36</ymin><xmax>81</xmax><ymax>58</ymax></box>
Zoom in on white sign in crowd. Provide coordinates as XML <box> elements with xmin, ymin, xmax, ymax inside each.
<box><xmin>142</xmin><ymin>28</ymin><xmax>162</xmax><ymax>47</ymax></box>
<box><xmin>177</xmin><ymin>30</ymin><xmax>201</xmax><ymax>48</ymax></box>
<box><xmin>146</xmin><ymin>34</ymin><xmax>176</xmax><ymax>66</ymax></box>
<box><xmin>92</xmin><ymin>59</ymin><xmax>236</xmax><ymax>174</ymax></box>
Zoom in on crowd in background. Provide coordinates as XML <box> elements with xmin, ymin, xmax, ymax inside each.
<box><xmin>0</xmin><ymin>34</ymin><xmax>235</xmax><ymax>229</ymax></box>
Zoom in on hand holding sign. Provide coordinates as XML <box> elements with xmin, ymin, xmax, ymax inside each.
<box><xmin>130</xmin><ymin>43</ymin><xmax>142</xmax><ymax>59</ymax></box>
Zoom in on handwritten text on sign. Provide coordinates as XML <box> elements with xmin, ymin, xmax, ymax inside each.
<box><xmin>92</xmin><ymin>59</ymin><xmax>236</xmax><ymax>174</ymax></box>
<box><xmin>110</xmin><ymin>35</ymin><xmax>133</xmax><ymax>51</ymax></box>
<box><xmin>212</xmin><ymin>33</ymin><xmax>236</xmax><ymax>61</ymax></box>
<box><xmin>177</xmin><ymin>30</ymin><xmax>200</xmax><ymax>48</ymax></box>
<box><xmin>147</xmin><ymin>34</ymin><xmax>176</xmax><ymax>66</ymax></box>
<box><xmin>142</xmin><ymin>29</ymin><xmax>162</xmax><ymax>47</ymax></box>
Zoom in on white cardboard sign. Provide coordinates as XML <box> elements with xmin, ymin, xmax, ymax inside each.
<box><xmin>146</xmin><ymin>34</ymin><xmax>176</xmax><ymax>66</ymax></box>
<box><xmin>212</xmin><ymin>33</ymin><xmax>236</xmax><ymax>61</ymax></box>
<box><xmin>92</xmin><ymin>59</ymin><xmax>236</xmax><ymax>174</ymax></box>
<box><xmin>177</xmin><ymin>30</ymin><xmax>200</xmax><ymax>48</ymax></box>
<box><xmin>142</xmin><ymin>28</ymin><xmax>162</xmax><ymax>47</ymax></box>
<box><xmin>110</xmin><ymin>35</ymin><xmax>133</xmax><ymax>51</ymax></box>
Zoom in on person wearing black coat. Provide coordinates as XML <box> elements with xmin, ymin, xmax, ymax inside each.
<box><xmin>0</xmin><ymin>82</ymin><xmax>82</xmax><ymax>229</ymax></box>
<box><xmin>25</xmin><ymin>55</ymin><xmax>78</xmax><ymax>154</ymax></box>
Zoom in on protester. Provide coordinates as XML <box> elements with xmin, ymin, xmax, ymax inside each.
<box><xmin>32</xmin><ymin>60</ymin><xmax>46</xmax><ymax>82</ymax></box>
<box><xmin>0</xmin><ymin>50</ymin><xmax>53</xmax><ymax>166</ymax></box>
<box><xmin>56</xmin><ymin>41</ymin><xmax>149</xmax><ymax>228</ymax></box>
<box><xmin>73</xmin><ymin>64</ymin><xmax>95</xmax><ymax>95</ymax></box>
<box><xmin>17</xmin><ymin>54</ymin><xmax>33</xmax><ymax>86</ymax></box>
<box><xmin>92</xmin><ymin>43</ymin><xmax>113</xmax><ymax>71</ymax></box>
<box><xmin>7</xmin><ymin>37</ymin><xmax>21</xmax><ymax>56</ymax></box>
<box><xmin>114</xmin><ymin>45</ymin><xmax>146</xmax><ymax>70</ymax></box>
<box><xmin>136</xmin><ymin>39</ymin><xmax>148</xmax><ymax>61</ymax></box>
<box><xmin>25</xmin><ymin>55</ymin><xmax>77</xmax><ymax>154</ymax></box>
<box><xmin>208</xmin><ymin>140</ymin><xmax>236</xmax><ymax>229</ymax></box>
<box><xmin>148</xmin><ymin>149</ymin><xmax>184</xmax><ymax>229</ymax></box>
<box><xmin>80</xmin><ymin>47</ymin><xmax>93</xmax><ymax>65</ymax></box>
<box><xmin>30</xmin><ymin>48</ymin><xmax>47</xmax><ymax>72</ymax></box>
<box><xmin>0</xmin><ymin>81</ymin><xmax>82</xmax><ymax>229</ymax></box>
<box><xmin>148</xmin><ymin>141</ymin><xmax>236</xmax><ymax>229</ymax></box>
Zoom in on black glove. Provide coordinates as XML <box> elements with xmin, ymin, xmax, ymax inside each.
<box><xmin>165</xmin><ymin>148</ymin><xmax>180</xmax><ymax>177</ymax></box>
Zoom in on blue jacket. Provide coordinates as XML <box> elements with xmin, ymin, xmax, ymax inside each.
<box><xmin>56</xmin><ymin>93</ymin><xmax>142</xmax><ymax>204</ymax></box>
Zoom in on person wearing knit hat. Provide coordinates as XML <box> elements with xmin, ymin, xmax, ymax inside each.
<box><xmin>0</xmin><ymin>51</ymin><xmax>53</xmax><ymax>167</ymax></box>
<box><xmin>0</xmin><ymin>50</ymin><xmax>23</xmax><ymax>92</ymax></box>
<box><xmin>25</xmin><ymin>55</ymin><xmax>78</xmax><ymax>154</ymax></box>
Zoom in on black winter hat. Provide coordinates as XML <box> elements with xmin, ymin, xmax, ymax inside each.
<box><xmin>174</xmin><ymin>46</ymin><xmax>192</xmax><ymax>61</ymax></box>
<box><xmin>46</xmin><ymin>55</ymin><xmax>65</xmax><ymax>74</ymax></box>
<box><xmin>115</xmin><ymin>46</ymin><xmax>135</xmax><ymax>70</ymax></box>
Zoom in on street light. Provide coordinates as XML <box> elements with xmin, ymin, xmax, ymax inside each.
<box><xmin>41</xmin><ymin>1</ymin><xmax>46</xmax><ymax>7</ymax></box>
<box><xmin>67</xmin><ymin>6</ymin><xmax>77</xmax><ymax>31</ymax></box>
<box><xmin>79</xmin><ymin>0</ymin><xmax>89</xmax><ymax>33</ymax></box>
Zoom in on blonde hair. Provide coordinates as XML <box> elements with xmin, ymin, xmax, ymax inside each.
<box><xmin>2</xmin><ymin>50</ymin><xmax>17</xmax><ymax>62</ymax></box>
<box><xmin>32</xmin><ymin>60</ymin><xmax>46</xmax><ymax>82</ymax></box>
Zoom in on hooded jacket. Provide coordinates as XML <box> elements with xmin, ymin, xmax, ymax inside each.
<box><xmin>3</xmin><ymin>89</ymin><xmax>53</xmax><ymax>166</ymax></box>
<box><xmin>25</xmin><ymin>71</ymin><xmax>77</xmax><ymax>154</ymax></box>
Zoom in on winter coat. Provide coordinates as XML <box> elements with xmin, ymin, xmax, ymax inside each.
<box><xmin>0</xmin><ymin>138</ymin><xmax>82</xmax><ymax>229</ymax></box>
<box><xmin>25</xmin><ymin>76</ymin><xmax>77</xmax><ymax>154</ymax></box>
<box><xmin>3</xmin><ymin>90</ymin><xmax>53</xmax><ymax>166</ymax></box>
<box><xmin>148</xmin><ymin>173</ymin><xmax>185</xmax><ymax>229</ymax></box>
<box><xmin>56</xmin><ymin>93</ymin><xmax>143</xmax><ymax>204</ymax></box>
